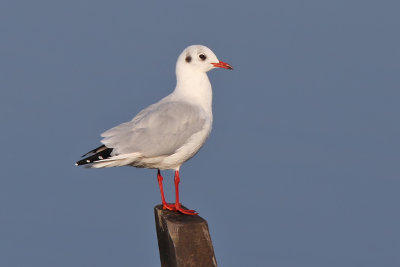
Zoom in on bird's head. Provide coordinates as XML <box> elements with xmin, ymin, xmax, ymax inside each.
<box><xmin>177</xmin><ymin>45</ymin><xmax>233</xmax><ymax>73</ymax></box>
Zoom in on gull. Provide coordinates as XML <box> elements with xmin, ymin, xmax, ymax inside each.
<box><xmin>76</xmin><ymin>45</ymin><xmax>232</xmax><ymax>215</ymax></box>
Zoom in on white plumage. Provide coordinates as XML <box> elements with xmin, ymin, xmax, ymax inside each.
<box><xmin>77</xmin><ymin>45</ymin><xmax>231</xmax><ymax>170</ymax></box>
<box><xmin>76</xmin><ymin>45</ymin><xmax>232</xmax><ymax>215</ymax></box>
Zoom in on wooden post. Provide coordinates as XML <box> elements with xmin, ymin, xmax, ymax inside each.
<box><xmin>154</xmin><ymin>205</ymin><xmax>217</xmax><ymax>267</ymax></box>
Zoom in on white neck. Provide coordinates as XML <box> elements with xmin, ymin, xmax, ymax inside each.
<box><xmin>172</xmin><ymin>67</ymin><xmax>213</xmax><ymax>112</ymax></box>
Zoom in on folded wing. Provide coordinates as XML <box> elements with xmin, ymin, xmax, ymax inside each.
<box><xmin>101</xmin><ymin>101</ymin><xmax>207</xmax><ymax>158</ymax></box>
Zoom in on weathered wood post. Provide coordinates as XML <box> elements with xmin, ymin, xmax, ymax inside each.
<box><xmin>154</xmin><ymin>205</ymin><xmax>217</xmax><ymax>267</ymax></box>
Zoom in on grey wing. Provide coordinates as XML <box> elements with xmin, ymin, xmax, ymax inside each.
<box><xmin>100</xmin><ymin>101</ymin><xmax>207</xmax><ymax>157</ymax></box>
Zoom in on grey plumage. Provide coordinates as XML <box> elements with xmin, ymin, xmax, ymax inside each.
<box><xmin>101</xmin><ymin>101</ymin><xmax>207</xmax><ymax>158</ymax></box>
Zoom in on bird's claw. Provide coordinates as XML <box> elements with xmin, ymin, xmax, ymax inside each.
<box><xmin>162</xmin><ymin>203</ymin><xmax>198</xmax><ymax>215</ymax></box>
<box><xmin>177</xmin><ymin>207</ymin><xmax>198</xmax><ymax>215</ymax></box>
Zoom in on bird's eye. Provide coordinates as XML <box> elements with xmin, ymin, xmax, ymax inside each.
<box><xmin>185</xmin><ymin>56</ymin><xmax>192</xmax><ymax>63</ymax></box>
<box><xmin>199</xmin><ymin>54</ymin><xmax>206</xmax><ymax>60</ymax></box>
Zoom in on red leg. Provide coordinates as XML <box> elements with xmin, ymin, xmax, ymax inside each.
<box><xmin>157</xmin><ymin>170</ymin><xmax>175</xmax><ymax>211</ymax></box>
<box><xmin>173</xmin><ymin>170</ymin><xmax>198</xmax><ymax>215</ymax></box>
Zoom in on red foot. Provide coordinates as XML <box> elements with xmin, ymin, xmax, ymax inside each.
<box><xmin>176</xmin><ymin>205</ymin><xmax>198</xmax><ymax>215</ymax></box>
<box><xmin>162</xmin><ymin>203</ymin><xmax>198</xmax><ymax>215</ymax></box>
<box><xmin>162</xmin><ymin>203</ymin><xmax>177</xmax><ymax>211</ymax></box>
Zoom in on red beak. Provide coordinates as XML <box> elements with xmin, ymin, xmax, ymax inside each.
<box><xmin>211</xmin><ymin>61</ymin><xmax>233</xmax><ymax>70</ymax></box>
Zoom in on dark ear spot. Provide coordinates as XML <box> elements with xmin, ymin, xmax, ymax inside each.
<box><xmin>185</xmin><ymin>55</ymin><xmax>192</xmax><ymax>63</ymax></box>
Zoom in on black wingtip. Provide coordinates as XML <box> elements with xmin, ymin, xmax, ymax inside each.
<box><xmin>81</xmin><ymin>144</ymin><xmax>109</xmax><ymax>158</ymax></box>
<box><xmin>76</xmin><ymin>146</ymin><xmax>114</xmax><ymax>166</ymax></box>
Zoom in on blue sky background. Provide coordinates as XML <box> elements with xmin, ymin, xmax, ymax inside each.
<box><xmin>1</xmin><ymin>0</ymin><xmax>399</xmax><ymax>266</ymax></box>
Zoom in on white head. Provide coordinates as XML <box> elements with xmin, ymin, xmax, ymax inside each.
<box><xmin>173</xmin><ymin>45</ymin><xmax>232</xmax><ymax>106</ymax></box>
<box><xmin>176</xmin><ymin>45</ymin><xmax>233</xmax><ymax>74</ymax></box>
